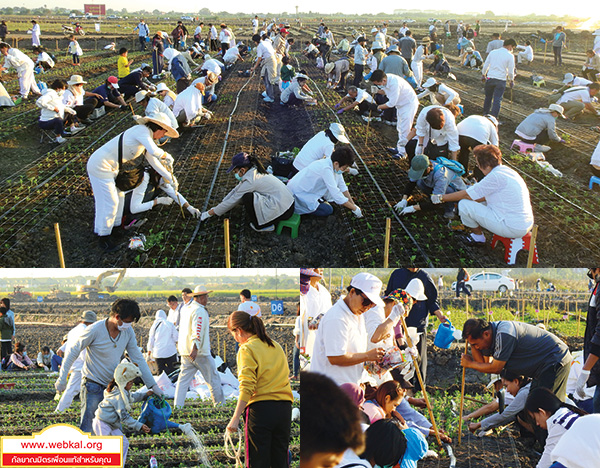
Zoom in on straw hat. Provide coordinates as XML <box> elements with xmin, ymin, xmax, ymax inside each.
<box><xmin>155</xmin><ymin>83</ymin><xmax>170</xmax><ymax>93</ymax></box>
<box><xmin>324</xmin><ymin>62</ymin><xmax>335</xmax><ymax>74</ymax></box>
<box><xmin>135</xmin><ymin>90</ymin><xmax>151</xmax><ymax>102</ymax></box>
<box><xmin>204</xmin><ymin>71</ymin><xmax>218</xmax><ymax>86</ymax></box>
<box><xmin>80</xmin><ymin>310</ymin><xmax>97</xmax><ymax>323</ymax></box>
<box><xmin>67</xmin><ymin>75</ymin><xmax>87</xmax><ymax>86</ymax></box>
<box><xmin>136</xmin><ymin>112</ymin><xmax>179</xmax><ymax>138</ymax></box>
<box><xmin>548</xmin><ymin>103</ymin><xmax>565</xmax><ymax>118</ymax></box>
<box><xmin>192</xmin><ymin>285</ymin><xmax>213</xmax><ymax>296</ymax></box>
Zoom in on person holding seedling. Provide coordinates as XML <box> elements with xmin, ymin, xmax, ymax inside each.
<box><xmin>0</xmin><ymin>42</ymin><xmax>41</xmax><ymax>100</ymax></box>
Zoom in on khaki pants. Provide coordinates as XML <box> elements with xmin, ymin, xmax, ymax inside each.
<box><xmin>560</xmin><ymin>100</ymin><xmax>585</xmax><ymax>119</ymax></box>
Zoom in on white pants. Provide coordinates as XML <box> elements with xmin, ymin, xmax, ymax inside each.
<box><xmin>458</xmin><ymin>199</ymin><xmax>531</xmax><ymax>238</ymax></box>
<box><xmin>18</xmin><ymin>66</ymin><xmax>40</xmax><ymax>98</ymax></box>
<box><xmin>88</xmin><ymin>174</ymin><xmax>124</xmax><ymax>236</ymax></box>
<box><xmin>395</xmin><ymin>98</ymin><xmax>419</xmax><ymax>155</ymax></box>
<box><xmin>129</xmin><ymin>173</ymin><xmax>189</xmax><ymax>215</ymax></box>
<box><xmin>174</xmin><ymin>354</ymin><xmax>225</xmax><ymax>408</ymax></box>
<box><xmin>92</xmin><ymin>419</ymin><xmax>128</xmax><ymax>468</ymax></box>
<box><xmin>55</xmin><ymin>370</ymin><xmax>82</xmax><ymax>412</ymax></box>
<box><xmin>411</xmin><ymin>61</ymin><xmax>423</xmax><ymax>87</ymax></box>
<box><xmin>517</xmin><ymin>52</ymin><xmax>531</xmax><ymax>64</ymax></box>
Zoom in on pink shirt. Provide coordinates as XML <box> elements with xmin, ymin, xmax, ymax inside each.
<box><xmin>363</xmin><ymin>400</ymin><xmax>386</xmax><ymax>423</ymax></box>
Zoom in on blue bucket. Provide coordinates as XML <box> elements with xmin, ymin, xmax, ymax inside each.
<box><xmin>434</xmin><ymin>320</ymin><xmax>456</xmax><ymax>349</ymax></box>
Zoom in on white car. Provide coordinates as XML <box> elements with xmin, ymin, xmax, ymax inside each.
<box><xmin>451</xmin><ymin>272</ymin><xmax>515</xmax><ymax>293</ymax></box>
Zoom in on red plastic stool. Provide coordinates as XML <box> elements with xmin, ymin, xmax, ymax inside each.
<box><xmin>510</xmin><ymin>139</ymin><xmax>536</xmax><ymax>154</ymax></box>
<box><xmin>491</xmin><ymin>232</ymin><xmax>539</xmax><ymax>265</ymax></box>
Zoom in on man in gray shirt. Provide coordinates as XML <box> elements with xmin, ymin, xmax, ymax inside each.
<box><xmin>55</xmin><ymin>299</ymin><xmax>163</xmax><ymax>434</ymax></box>
<box><xmin>486</xmin><ymin>33</ymin><xmax>504</xmax><ymax>55</ymax></box>
<box><xmin>399</xmin><ymin>30</ymin><xmax>417</xmax><ymax>66</ymax></box>
<box><xmin>461</xmin><ymin>318</ymin><xmax>572</xmax><ymax>400</ymax></box>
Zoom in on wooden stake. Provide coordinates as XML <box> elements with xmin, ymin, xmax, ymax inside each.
<box><xmin>526</xmin><ymin>225</ymin><xmax>538</xmax><ymax>268</ymax></box>
<box><xmin>128</xmin><ymin>103</ymin><xmax>135</xmax><ymax>116</ymax></box>
<box><xmin>464</xmin><ymin>395</ymin><xmax>488</xmax><ymax>405</ymax></box>
<box><xmin>54</xmin><ymin>223</ymin><xmax>66</xmax><ymax>268</ymax></box>
<box><xmin>383</xmin><ymin>218</ymin><xmax>391</xmax><ymax>268</ymax></box>
<box><xmin>543</xmin><ymin>41</ymin><xmax>548</xmax><ymax>63</ymax></box>
<box><xmin>224</xmin><ymin>218</ymin><xmax>231</xmax><ymax>268</ymax></box>
<box><xmin>465</xmin><ymin>295</ymin><xmax>469</xmax><ymax>319</ymax></box>
<box><xmin>458</xmin><ymin>341</ymin><xmax>468</xmax><ymax>446</ymax></box>
<box><xmin>400</xmin><ymin>316</ymin><xmax>442</xmax><ymax>446</ymax></box>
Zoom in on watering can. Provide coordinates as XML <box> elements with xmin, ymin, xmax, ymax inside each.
<box><xmin>433</xmin><ymin>320</ymin><xmax>457</xmax><ymax>349</ymax></box>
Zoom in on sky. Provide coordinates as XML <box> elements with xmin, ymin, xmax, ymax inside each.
<box><xmin>13</xmin><ymin>1</ymin><xmax>598</xmax><ymax>19</ymax></box>
<box><xmin>0</xmin><ymin>268</ymin><xmax>297</xmax><ymax>278</ymax></box>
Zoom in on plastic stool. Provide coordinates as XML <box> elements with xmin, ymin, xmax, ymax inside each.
<box><xmin>589</xmin><ymin>176</ymin><xmax>600</xmax><ymax>190</ymax></box>
<box><xmin>510</xmin><ymin>139</ymin><xmax>536</xmax><ymax>154</ymax></box>
<box><xmin>491</xmin><ymin>232</ymin><xmax>539</xmax><ymax>265</ymax></box>
<box><xmin>39</xmin><ymin>129</ymin><xmax>56</xmax><ymax>144</ymax></box>
<box><xmin>533</xmin><ymin>79</ymin><xmax>546</xmax><ymax>87</ymax></box>
<box><xmin>276</xmin><ymin>213</ymin><xmax>301</xmax><ymax>239</ymax></box>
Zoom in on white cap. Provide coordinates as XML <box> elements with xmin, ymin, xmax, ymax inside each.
<box><xmin>405</xmin><ymin>278</ymin><xmax>427</xmax><ymax>301</ymax></box>
<box><xmin>329</xmin><ymin>122</ymin><xmax>350</xmax><ymax>144</ymax></box>
<box><xmin>135</xmin><ymin>90</ymin><xmax>149</xmax><ymax>102</ymax></box>
<box><xmin>484</xmin><ymin>114</ymin><xmax>498</xmax><ymax>127</ymax></box>
<box><xmin>237</xmin><ymin>301</ymin><xmax>262</xmax><ymax>317</ymax></box>
<box><xmin>156</xmin><ymin>83</ymin><xmax>170</xmax><ymax>92</ymax></box>
<box><xmin>349</xmin><ymin>272</ymin><xmax>384</xmax><ymax>308</ymax></box>
<box><xmin>371</xmin><ymin>27</ymin><xmax>378</xmax><ymax>33</ymax></box>
<box><xmin>423</xmin><ymin>77</ymin><xmax>437</xmax><ymax>88</ymax></box>
<box><xmin>371</xmin><ymin>41</ymin><xmax>384</xmax><ymax>50</ymax></box>
<box><xmin>562</xmin><ymin>72</ymin><xmax>575</xmax><ymax>84</ymax></box>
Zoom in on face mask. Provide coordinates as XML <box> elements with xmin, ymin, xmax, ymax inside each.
<box><xmin>57</xmin><ymin>90</ymin><xmax>65</xmax><ymax>96</ymax></box>
<box><xmin>234</xmin><ymin>173</ymin><xmax>243</xmax><ymax>181</ymax></box>
<box><xmin>334</xmin><ymin>169</ymin><xmax>344</xmax><ymax>175</ymax></box>
<box><xmin>117</xmin><ymin>321</ymin><xmax>132</xmax><ymax>331</ymax></box>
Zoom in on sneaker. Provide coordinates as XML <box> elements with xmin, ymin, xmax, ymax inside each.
<box><xmin>263</xmin><ymin>96</ymin><xmax>274</xmax><ymax>103</ymax></box>
<box><xmin>362</xmin><ymin>115</ymin><xmax>372</xmax><ymax>122</ymax></box>
<box><xmin>386</xmin><ymin>147</ymin><xmax>400</xmax><ymax>156</ymax></box>
<box><xmin>261</xmin><ymin>91</ymin><xmax>268</xmax><ymax>98</ymax></box>
<box><xmin>55</xmin><ymin>136</ymin><xmax>67</xmax><ymax>143</ymax></box>
<box><xmin>250</xmin><ymin>222</ymin><xmax>275</xmax><ymax>232</ymax></box>
<box><xmin>533</xmin><ymin>144</ymin><xmax>551</xmax><ymax>152</ymax></box>
<box><xmin>70</xmin><ymin>126</ymin><xmax>84</xmax><ymax>134</ymax></box>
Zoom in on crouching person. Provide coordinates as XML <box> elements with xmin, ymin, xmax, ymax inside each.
<box><xmin>334</xmin><ymin>85</ymin><xmax>379</xmax><ymax>121</ymax></box>
<box><xmin>172</xmin><ymin>82</ymin><xmax>212</xmax><ymax>127</ymax></box>
<box><xmin>201</xmin><ymin>152</ymin><xmax>296</xmax><ymax>232</ymax></box>
<box><xmin>36</xmin><ymin>79</ymin><xmax>77</xmax><ymax>144</ymax></box>
<box><xmin>280</xmin><ymin>73</ymin><xmax>317</xmax><ymax>106</ymax></box>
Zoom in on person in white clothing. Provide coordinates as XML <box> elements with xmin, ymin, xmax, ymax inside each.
<box><xmin>290</xmin><ymin>123</ymin><xmax>351</xmax><ymax>176</ymax></box>
<box><xmin>370</xmin><ymin>70</ymin><xmax>419</xmax><ymax>158</ymax></box>
<box><xmin>134</xmin><ymin>90</ymin><xmax>178</xmax><ymax>129</ymax></box>
<box><xmin>417</xmin><ymin>78</ymin><xmax>460</xmax><ymax>106</ymax></box>
<box><xmin>287</xmin><ymin>147</ymin><xmax>363</xmax><ymax>218</ymax></box>
<box><xmin>55</xmin><ymin>310</ymin><xmax>97</xmax><ymax>413</ymax></box>
<box><xmin>310</xmin><ymin>272</ymin><xmax>385</xmax><ymax>386</ymax></box>
<box><xmin>457</xmin><ymin>114</ymin><xmax>499</xmax><ymax>176</ymax></box>
<box><xmin>516</xmin><ymin>41</ymin><xmax>534</xmax><ymax>64</ymax></box>
<box><xmin>0</xmin><ymin>82</ymin><xmax>14</xmax><ymax>107</ymax></box>
<box><xmin>252</xmin><ymin>16</ymin><xmax>259</xmax><ymax>35</ymax></box>
<box><xmin>33</xmin><ymin>46</ymin><xmax>54</xmax><ymax>72</ymax></box>
<box><xmin>172</xmin><ymin>82</ymin><xmax>211</xmax><ymax>127</ymax></box>
<box><xmin>251</xmin><ymin>34</ymin><xmax>278</xmax><ymax>102</ymax></box>
<box><xmin>147</xmin><ymin>309</ymin><xmax>178</xmax><ymax>375</ymax></box>
<box><xmin>223</xmin><ymin>45</ymin><xmax>243</xmax><ymax>66</ymax></box>
<box><xmin>524</xmin><ymin>387</ymin><xmax>586</xmax><ymax>468</ymax></box>
<box><xmin>36</xmin><ymin>79</ymin><xmax>77</xmax><ymax>144</ymax></box>
<box><xmin>433</xmin><ymin>145</ymin><xmax>534</xmax><ymax>244</ymax></box>
<box><xmin>201</xmin><ymin>54</ymin><xmax>224</xmax><ymax>76</ymax></box>
<box><xmin>299</xmin><ymin>269</ymin><xmax>332</xmax><ymax>364</ymax></box>
<box><xmin>156</xmin><ymin>82</ymin><xmax>177</xmax><ymax>109</ymax></box>
<box><xmin>549</xmin><ymin>414</ymin><xmax>600</xmax><ymax>468</ymax></box>
<box><xmin>0</xmin><ymin>42</ymin><xmax>41</xmax><ymax>99</ymax></box>
<box><xmin>411</xmin><ymin>38</ymin><xmax>432</xmax><ymax>87</ymax></box>
<box><xmin>334</xmin><ymin>86</ymin><xmax>378</xmax><ymax>122</ymax></box>
<box><xmin>590</xmin><ymin>138</ymin><xmax>600</xmax><ymax>178</ymax></box>
<box><xmin>555</xmin><ymin>83</ymin><xmax>600</xmax><ymax>120</ymax></box>
<box><xmin>174</xmin><ymin>285</ymin><xmax>225</xmax><ymax>408</ymax></box>
<box><xmin>166</xmin><ymin>295</ymin><xmax>182</xmax><ymax>329</ymax></box>
<box><xmin>86</xmin><ymin>113</ymin><xmax>179</xmax><ymax>252</ymax></box>
<box><xmin>30</xmin><ymin>20</ymin><xmax>41</xmax><ymax>47</ymax></box>
<box><xmin>481</xmin><ymin>38</ymin><xmax>516</xmax><ymax>118</ymax></box>
<box><xmin>413</xmin><ymin>105</ymin><xmax>460</xmax><ymax>160</ymax></box>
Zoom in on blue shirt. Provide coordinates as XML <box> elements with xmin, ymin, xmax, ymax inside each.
<box><xmin>92</xmin><ymin>84</ymin><xmax>120</xmax><ymax>103</ymax></box>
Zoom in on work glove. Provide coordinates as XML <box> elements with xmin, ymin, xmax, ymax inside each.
<box><xmin>415</xmin><ymin>144</ymin><xmax>424</xmax><ymax>155</ymax></box>
<box><xmin>64</xmin><ymin>107</ymin><xmax>77</xmax><ymax>115</ymax></box>
<box><xmin>431</xmin><ymin>193</ymin><xmax>443</xmax><ymax>204</ymax></box>
<box><xmin>394</xmin><ymin>199</ymin><xmax>408</xmax><ymax>212</ymax></box>
<box><xmin>156</xmin><ymin>197</ymin><xmax>174</xmax><ymax>206</ymax></box>
<box><xmin>187</xmin><ymin>206</ymin><xmax>200</xmax><ymax>218</ymax></box>
<box><xmin>559</xmin><ymin>138</ymin><xmax>566</xmax><ymax>144</ymax></box>
<box><xmin>334</xmin><ymin>103</ymin><xmax>341</xmax><ymax>109</ymax></box>
<box><xmin>150</xmin><ymin>384</ymin><xmax>164</xmax><ymax>397</ymax></box>
<box><xmin>400</xmin><ymin>205</ymin><xmax>417</xmax><ymax>216</ymax></box>
<box><xmin>352</xmin><ymin>206</ymin><xmax>363</xmax><ymax>218</ymax></box>
<box><xmin>132</xmin><ymin>114</ymin><xmax>142</xmax><ymax>121</ymax></box>
<box><xmin>336</xmin><ymin>108</ymin><xmax>344</xmax><ymax>114</ymax></box>
<box><xmin>348</xmin><ymin>167</ymin><xmax>359</xmax><ymax>176</ymax></box>
<box><xmin>161</xmin><ymin>152</ymin><xmax>174</xmax><ymax>170</ymax></box>
<box><xmin>200</xmin><ymin>211</ymin><xmax>212</xmax><ymax>222</ymax></box>
<box><xmin>170</xmin><ymin>175</ymin><xmax>179</xmax><ymax>192</ymax></box>
<box><xmin>388</xmin><ymin>303</ymin><xmax>406</xmax><ymax>324</ymax></box>
<box><xmin>55</xmin><ymin>379</ymin><xmax>67</xmax><ymax>393</ymax></box>
<box><xmin>575</xmin><ymin>369</ymin><xmax>590</xmax><ymax>400</ymax></box>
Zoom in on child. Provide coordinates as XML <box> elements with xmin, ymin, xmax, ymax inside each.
<box><xmin>92</xmin><ymin>362</ymin><xmax>152</xmax><ymax>466</ymax></box>
<box><xmin>279</xmin><ymin>55</ymin><xmax>295</xmax><ymax>92</ymax></box>
<box><xmin>68</xmin><ymin>35</ymin><xmax>83</xmax><ymax>66</ymax></box>
<box><xmin>117</xmin><ymin>47</ymin><xmax>133</xmax><ymax>79</ymax></box>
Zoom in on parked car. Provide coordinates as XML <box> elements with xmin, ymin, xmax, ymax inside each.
<box><xmin>451</xmin><ymin>272</ymin><xmax>515</xmax><ymax>293</ymax></box>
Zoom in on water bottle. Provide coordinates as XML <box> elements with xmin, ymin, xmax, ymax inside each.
<box><xmin>149</xmin><ymin>456</ymin><xmax>158</xmax><ymax>468</ymax></box>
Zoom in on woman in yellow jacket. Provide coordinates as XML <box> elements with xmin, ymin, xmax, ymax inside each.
<box><xmin>226</xmin><ymin>311</ymin><xmax>293</xmax><ymax>468</ymax></box>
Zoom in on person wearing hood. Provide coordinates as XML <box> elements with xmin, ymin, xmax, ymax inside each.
<box><xmin>200</xmin><ymin>152</ymin><xmax>295</xmax><ymax>232</ymax></box>
<box><xmin>36</xmin><ymin>79</ymin><xmax>77</xmax><ymax>144</ymax></box>
<box><xmin>92</xmin><ymin>362</ymin><xmax>153</xmax><ymax>467</ymax></box>
<box><xmin>515</xmin><ymin>104</ymin><xmax>566</xmax><ymax>152</ymax></box>
<box><xmin>55</xmin><ymin>310</ymin><xmax>98</xmax><ymax>413</ymax></box>
<box><xmin>163</xmin><ymin>49</ymin><xmax>192</xmax><ymax>93</ymax></box>
<box><xmin>86</xmin><ymin>113</ymin><xmax>179</xmax><ymax>252</ymax></box>
<box><xmin>0</xmin><ymin>42</ymin><xmax>40</xmax><ymax>100</ymax></box>
<box><xmin>156</xmin><ymin>82</ymin><xmax>177</xmax><ymax>109</ymax></box>
<box><xmin>134</xmin><ymin>90</ymin><xmax>178</xmax><ymax>129</ymax></box>
<box><xmin>172</xmin><ymin>81</ymin><xmax>211</xmax><ymax>127</ymax></box>
<box><xmin>147</xmin><ymin>309</ymin><xmax>178</xmax><ymax>375</ymax></box>
<box><xmin>325</xmin><ymin>58</ymin><xmax>350</xmax><ymax>91</ymax></box>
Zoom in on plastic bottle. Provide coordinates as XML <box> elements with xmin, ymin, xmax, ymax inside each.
<box><xmin>149</xmin><ymin>456</ymin><xmax>158</xmax><ymax>468</ymax></box>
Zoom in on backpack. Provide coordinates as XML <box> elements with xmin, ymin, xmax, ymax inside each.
<box><xmin>434</xmin><ymin>156</ymin><xmax>465</xmax><ymax>176</ymax></box>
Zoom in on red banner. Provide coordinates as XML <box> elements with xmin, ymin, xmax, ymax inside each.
<box><xmin>2</xmin><ymin>453</ymin><xmax>121</xmax><ymax>466</ymax></box>
<box><xmin>84</xmin><ymin>4</ymin><xmax>106</xmax><ymax>15</ymax></box>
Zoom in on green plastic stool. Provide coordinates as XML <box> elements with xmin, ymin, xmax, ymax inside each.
<box><xmin>276</xmin><ymin>213</ymin><xmax>301</xmax><ymax>239</ymax></box>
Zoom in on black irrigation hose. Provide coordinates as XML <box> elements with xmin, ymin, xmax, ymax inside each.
<box><xmin>299</xmin><ymin>56</ymin><xmax>433</xmax><ymax>266</ymax></box>
<box><xmin>177</xmin><ymin>70</ymin><xmax>256</xmax><ymax>263</ymax></box>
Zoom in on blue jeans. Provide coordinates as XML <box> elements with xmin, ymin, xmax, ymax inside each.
<box><xmin>311</xmin><ymin>202</ymin><xmax>334</xmax><ymax>217</ymax></box>
<box><xmin>483</xmin><ymin>78</ymin><xmax>506</xmax><ymax>118</ymax></box>
<box><xmin>594</xmin><ymin>384</ymin><xmax>600</xmax><ymax>414</ymax></box>
<box><xmin>293</xmin><ymin>346</ymin><xmax>300</xmax><ymax>377</ymax></box>
<box><xmin>80</xmin><ymin>378</ymin><xmax>106</xmax><ymax>434</ymax></box>
<box><xmin>51</xmin><ymin>354</ymin><xmax>62</xmax><ymax>372</ymax></box>
<box><xmin>202</xmin><ymin>93</ymin><xmax>217</xmax><ymax>104</ymax></box>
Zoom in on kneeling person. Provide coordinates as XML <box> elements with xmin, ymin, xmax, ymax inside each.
<box><xmin>280</xmin><ymin>74</ymin><xmax>317</xmax><ymax>106</ymax></box>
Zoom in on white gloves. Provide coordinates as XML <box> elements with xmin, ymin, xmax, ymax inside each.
<box><xmin>388</xmin><ymin>303</ymin><xmax>406</xmax><ymax>324</ymax></box>
<box><xmin>64</xmin><ymin>107</ymin><xmax>77</xmax><ymax>115</ymax></box>
<box><xmin>352</xmin><ymin>206</ymin><xmax>363</xmax><ymax>218</ymax></box>
<box><xmin>394</xmin><ymin>199</ymin><xmax>408</xmax><ymax>212</ymax></box>
<box><xmin>200</xmin><ymin>211</ymin><xmax>212</xmax><ymax>222</ymax></box>
<box><xmin>348</xmin><ymin>167</ymin><xmax>359</xmax><ymax>176</ymax></box>
<box><xmin>202</xmin><ymin>110</ymin><xmax>212</xmax><ymax>120</ymax></box>
<box><xmin>132</xmin><ymin>114</ymin><xmax>142</xmax><ymax>121</ymax></box>
<box><xmin>55</xmin><ymin>379</ymin><xmax>66</xmax><ymax>393</ymax></box>
<box><xmin>575</xmin><ymin>369</ymin><xmax>590</xmax><ymax>399</ymax></box>
<box><xmin>150</xmin><ymin>384</ymin><xmax>164</xmax><ymax>396</ymax></box>
<box><xmin>400</xmin><ymin>205</ymin><xmax>417</xmax><ymax>216</ymax></box>
<box><xmin>156</xmin><ymin>197</ymin><xmax>173</xmax><ymax>206</ymax></box>
<box><xmin>416</xmin><ymin>144</ymin><xmax>424</xmax><ymax>155</ymax></box>
<box><xmin>187</xmin><ymin>206</ymin><xmax>200</xmax><ymax>218</ymax></box>
<box><xmin>431</xmin><ymin>193</ymin><xmax>443</xmax><ymax>204</ymax></box>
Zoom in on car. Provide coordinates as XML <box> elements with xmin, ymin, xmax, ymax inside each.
<box><xmin>451</xmin><ymin>271</ymin><xmax>515</xmax><ymax>293</ymax></box>
<box><xmin>181</xmin><ymin>16</ymin><xmax>194</xmax><ymax>21</ymax></box>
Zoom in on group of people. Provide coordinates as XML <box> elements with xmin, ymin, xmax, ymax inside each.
<box><xmin>301</xmin><ymin>268</ymin><xmax>600</xmax><ymax>468</ymax></box>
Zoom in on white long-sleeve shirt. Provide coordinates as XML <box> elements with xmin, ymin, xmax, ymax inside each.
<box><xmin>550</xmin><ymin>414</ymin><xmax>600</xmax><ymax>468</ymax></box>
<box><xmin>537</xmin><ymin>407</ymin><xmax>580</xmax><ymax>468</ymax></box>
<box><xmin>293</xmin><ymin>131</ymin><xmax>335</xmax><ymax>171</ymax></box>
<box><xmin>145</xmin><ymin>97</ymin><xmax>178</xmax><ymax>129</ymax></box>
<box><xmin>287</xmin><ymin>157</ymin><xmax>349</xmax><ymax>214</ymax></box>
<box><xmin>517</xmin><ymin>45</ymin><xmax>534</xmax><ymax>61</ymax></box>
<box><xmin>172</xmin><ymin>84</ymin><xmax>203</xmax><ymax>123</ymax></box>
<box><xmin>354</xmin><ymin>43</ymin><xmax>367</xmax><ymax>65</ymax></box>
<box><xmin>36</xmin><ymin>88</ymin><xmax>66</xmax><ymax>121</ymax></box>
<box><xmin>457</xmin><ymin>115</ymin><xmax>499</xmax><ymax>145</ymax></box>
<box><xmin>415</xmin><ymin>105</ymin><xmax>460</xmax><ymax>151</ymax></box>
<box><xmin>482</xmin><ymin>47</ymin><xmax>515</xmax><ymax>81</ymax></box>
<box><xmin>178</xmin><ymin>300</ymin><xmax>212</xmax><ymax>356</ymax></box>
<box><xmin>380</xmin><ymin>73</ymin><xmax>418</xmax><ymax>108</ymax></box>
<box><xmin>36</xmin><ymin>52</ymin><xmax>54</xmax><ymax>67</ymax></box>
<box><xmin>417</xmin><ymin>83</ymin><xmax>459</xmax><ymax>105</ymax></box>
<box><xmin>63</xmin><ymin>322</ymin><xmax>89</xmax><ymax>372</ymax></box>
<box><xmin>3</xmin><ymin>48</ymin><xmax>35</xmax><ymax>76</ymax></box>
<box><xmin>147</xmin><ymin>310</ymin><xmax>178</xmax><ymax>359</ymax></box>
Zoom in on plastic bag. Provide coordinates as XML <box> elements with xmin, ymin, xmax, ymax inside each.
<box><xmin>364</xmin><ymin>346</ymin><xmax>411</xmax><ymax>378</ymax></box>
